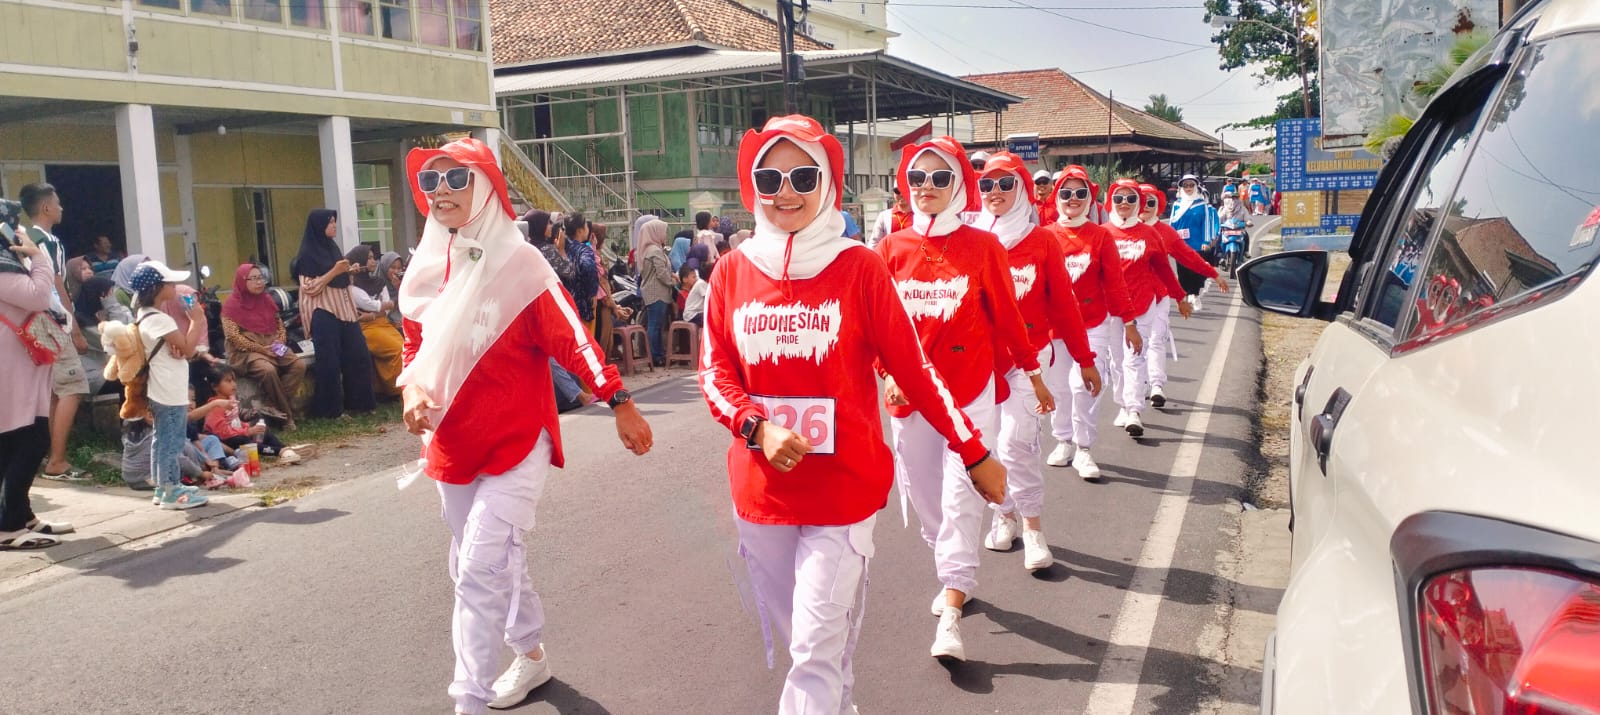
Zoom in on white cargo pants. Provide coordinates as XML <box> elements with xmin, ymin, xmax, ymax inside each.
<box><xmin>1044</xmin><ymin>323</ymin><xmax>1115</xmax><ymax>450</ymax></box>
<box><xmin>891</xmin><ymin>380</ymin><xmax>997</xmax><ymax>596</ymax></box>
<box><xmin>996</xmin><ymin>346</ymin><xmax>1053</xmax><ymax>518</ymax></box>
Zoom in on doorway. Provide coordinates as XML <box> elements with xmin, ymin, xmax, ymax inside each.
<box><xmin>43</xmin><ymin>165</ymin><xmax>124</xmax><ymax>257</ymax></box>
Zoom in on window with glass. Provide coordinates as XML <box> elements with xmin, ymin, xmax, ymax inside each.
<box><xmin>343</xmin><ymin>0</ymin><xmax>374</xmax><ymax>35</ymax></box>
<box><xmin>453</xmin><ymin>0</ymin><xmax>482</xmax><ymax>51</ymax></box>
<box><xmin>288</xmin><ymin>0</ymin><xmax>326</xmax><ymax>28</ymax></box>
<box><xmin>245</xmin><ymin>0</ymin><xmax>283</xmax><ymax>23</ymax></box>
<box><xmin>378</xmin><ymin>0</ymin><xmax>411</xmax><ymax>41</ymax></box>
<box><xmin>191</xmin><ymin>0</ymin><xmax>232</xmax><ymax>16</ymax></box>
<box><xmin>137</xmin><ymin>0</ymin><xmax>181</xmax><ymax>9</ymax></box>
<box><xmin>418</xmin><ymin>0</ymin><xmax>450</xmax><ymax>46</ymax></box>
<box><xmin>1401</xmin><ymin>35</ymin><xmax>1600</xmax><ymax>346</ymax></box>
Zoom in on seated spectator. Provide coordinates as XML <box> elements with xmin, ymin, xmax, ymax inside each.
<box><xmin>670</xmin><ymin>230</ymin><xmax>691</xmax><ymax>272</ymax></box>
<box><xmin>680</xmin><ymin>264</ymin><xmax>706</xmax><ymax>328</ymax></box>
<box><xmin>73</xmin><ymin>276</ymin><xmax>117</xmax><ymax>395</ymax></box>
<box><xmin>87</xmin><ymin>235</ymin><xmax>122</xmax><ymax>276</ymax></box>
<box><xmin>375</xmin><ymin>251</ymin><xmax>405</xmax><ymax>328</ymax></box>
<box><xmin>691</xmin><ymin>212</ymin><xmax>721</xmax><ymax>268</ymax></box>
<box><xmin>345</xmin><ymin>245</ymin><xmax>403</xmax><ymax>399</ymax></box>
<box><xmin>63</xmin><ymin>256</ymin><xmax>92</xmax><ymax>310</ymax></box>
<box><xmin>203</xmin><ymin>366</ymin><xmax>299</xmax><ymax>463</ymax></box>
<box><xmin>222</xmin><ymin>263</ymin><xmax>306</xmax><ymax>430</ymax></box>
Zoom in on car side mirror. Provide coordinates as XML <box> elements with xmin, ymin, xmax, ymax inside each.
<box><xmin>1237</xmin><ymin>250</ymin><xmax>1331</xmax><ymax>320</ymax></box>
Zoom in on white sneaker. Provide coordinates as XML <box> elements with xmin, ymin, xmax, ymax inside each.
<box><xmin>930</xmin><ymin>609</ymin><xmax>965</xmax><ymax>661</ymax></box>
<box><xmin>277</xmin><ymin>448</ymin><xmax>301</xmax><ymax>465</ymax></box>
<box><xmin>1046</xmin><ymin>441</ymin><xmax>1076</xmax><ymax>467</ymax></box>
<box><xmin>1124</xmin><ymin>410</ymin><xmax>1145</xmax><ymax>437</ymax></box>
<box><xmin>488</xmin><ymin>647</ymin><xmax>552</xmax><ymax>709</ymax></box>
<box><xmin>983</xmin><ymin>512</ymin><xmax>1019</xmax><ymax>551</ymax></box>
<box><xmin>1113</xmin><ymin>408</ymin><xmax>1130</xmax><ymax>428</ymax></box>
<box><xmin>1192</xmin><ymin>294</ymin><xmax>1204</xmax><ymax>312</ymax></box>
<box><xmin>1073</xmin><ymin>449</ymin><xmax>1101</xmax><ymax>481</ymax></box>
<box><xmin>1149</xmin><ymin>384</ymin><xmax>1166</xmax><ymax>408</ymax></box>
<box><xmin>1022</xmin><ymin>529</ymin><xmax>1051</xmax><ymax>571</ymax></box>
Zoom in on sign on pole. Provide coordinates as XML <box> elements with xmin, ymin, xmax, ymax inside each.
<box><xmin>1005</xmin><ymin>133</ymin><xmax>1040</xmax><ymax>162</ymax></box>
<box><xmin>1275</xmin><ymin>118</ymin><xmax>1382</xmax><ymax>238</ymax></box>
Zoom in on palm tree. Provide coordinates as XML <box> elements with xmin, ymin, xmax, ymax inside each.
<box><xmin>1143</xmin><ymin>94</ymin><xmax>1184</xmax><ymax>123</ymax></box>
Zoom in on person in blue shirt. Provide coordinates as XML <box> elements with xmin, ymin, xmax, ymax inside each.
<box><xmin>840</xmin><ymin>208</ymin><xmax>862</xmax><ymax>241</ymax></box>
<box><xmin>1168</xmin><ymin>174</ymin><xmax>1220</xmax><ymax>299</ymax></box>
<box><xmin>1248</xmin><ymin>178</ymin><xmax>1270</xmax><ymax>215</ymax></box>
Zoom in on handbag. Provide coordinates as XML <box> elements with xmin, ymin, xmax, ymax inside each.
<box><xmin>0</xmin><ymin>311</ymin><xmax>67</xmax><ymax>366</ymax></box>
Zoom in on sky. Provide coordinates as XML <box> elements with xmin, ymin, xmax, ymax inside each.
<box><xmin>872</xmin><ymin>0</ymin><xmax>1295</xmax><ymax>150</ymax></box>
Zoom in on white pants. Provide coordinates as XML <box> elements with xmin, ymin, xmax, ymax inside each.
<box><xmin>1121</xmin><ymin>302</ymin><xmax>1164</xmax><ymax>412</ymax></box>
<box><xmin>738</xmin><ymin>515</ymin><xmax>876</xmax><ymax>715</ymax></box>
<box><xmin>1045</xmin><ymin>324</ymin><xmax>1115</xmax><ymax>449</ymax></box>
<box><xmin>1146</xmin><ymin>296</ymin><xmax>1175</xmax><ymax>390</ymax></box>
<box><xmin>892</xmin><ymin>380</ymin><xmax>997</xmax><ymax>595</ymax></box>
<box><xmin>996</xmin><ymin>347</ymin><xmax>1052</xmax><ymax>518</ymax></box>
<box><xmin>438</xmin><ymin>435</ymin><xmax>551</xmax><ymax>715</ymax></box>
<box><xmin>1104</xmin><ymin>317</ymin><xmax>1126</xmax><ymax>407</ymax></box>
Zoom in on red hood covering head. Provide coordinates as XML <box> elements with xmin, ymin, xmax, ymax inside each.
<box><xmin>1138</xmin><ymin>182</ymin><xmax>1167</xmax><ymax>217</ymax></box>
<box><xmin>896</xmin><ymin>135</ymin><xmax>980</xmax><ymax>213</ymax></box>
<box><xmin>737</xmin><ymin>114</ymin><xmax>845</xmax><ymax>213</ymax></box>
<box><xmin>1103</xmin><ymin>178</ymin><xmax>1144</xmax><ymax>216</ymax></box>
<box><xmin>978</xmin><ymin>150</ymin><xmax>1032</xmax><ymax>187</ymax></box>
<box><xmin>1051</xmin><ymin>164</ymin><xmax>1100</xmax><ymax>206</ymax></box>
<box><xmin>405</xmin><ymin>137</ymin><xmax>514</xmax><ymax>220</ymax></box>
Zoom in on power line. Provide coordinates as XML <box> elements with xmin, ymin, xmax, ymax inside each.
<box><xmin>1068</xmin><ymin>47</ymin><xmax>1209</xmax><ymax>74</ymax></box>
<box><xmin>994</xmin><ymin>0</ymin><xmax>1212</xmax><ymax>47</ymax></box>
<box><xmin>1177</xmin><ymin>69</ymin><xmax>1243</xmax><ymax>104</ymax></box>
<box><xmin>886</xmin><ymin>6</ymin><xmax>1032</xmax><ymax>72</ymax></box>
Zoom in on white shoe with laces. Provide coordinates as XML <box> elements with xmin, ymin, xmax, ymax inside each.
<box><xmin>1149</xmin><ymin>384</ymin><xmax>1166</xmax><ymax>408</ymax></box>
<box><xmin>1022</xmin><ymin>529</ymin><xmax>1051</xmax><ymax>571</ymax></box>
<box><xmin>1124</xmin><ymin>410</ymin><xmax>1145</xmax><ymax>437</ymax></box>
<box><xmin>1073</xmin><ymin>449</ymin><xmax>1101</xmax><ymax>481</ymax></box>
<box><xmin>1046</xmin><ymin>441</ymin><xmax>1076</xmax><ymax>467</ymax></box>
<box><xmin>488</xmin><ymin>647</ymin><xmax>552</xmax><ymax>709</ymax></box>
<box><xmin>983</xmin><ymin>512</ymin><xmax>1019</xmax><ymax>551</ymax></box>
<box><xmin>930</xmin><ymin>609</ymin><xmax>965</xmax><ymax>661</ymax></box>
<box><xmin>1113</xmin><ymin>408</ymin><xmax>1130</xmax><ymax>428</ymax></box>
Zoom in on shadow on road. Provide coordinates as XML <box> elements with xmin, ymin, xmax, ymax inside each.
<box><xmin>71</xmin><ymin>506</ymin><xmax>349</xmax><ymax>589</ymax></box>
<box><xmin>500</xmin><ymin>678</ymin><xmax>614</xmax><ymax>714</ymax></box>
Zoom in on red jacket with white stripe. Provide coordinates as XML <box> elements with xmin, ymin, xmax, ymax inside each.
<box><xmin>401</xmin><ymin>284</ymin><xmax>622</xmax><ymax>485</ymax></box>
<box><xmin>875</xmin><ymin>224</ymin><xmax>1040</xmax><ymax>417</ymax></box>
<box><xmin>1002</xmin><ymin>226</ymin><xmax>1094</xmax><ymax>370</ymax></box>
<box><xmin>699</xmin><ymin>247</ymin><xmax>986</xmax><ymax>526</ymax></box>
<box><xmin>1102</xmin><ymin>220</ymin><xmax>1186</xmax><ymax>316</ymax></box>
<box><xmin>1046</xmin><ymin>221</ymin><xmax>1137</xmax><ymax>329</ymax></box>
<box><xmin>1151</xmin><ymin>220</ymin><xmax>1219</xmax><ymax>297</ymax></box>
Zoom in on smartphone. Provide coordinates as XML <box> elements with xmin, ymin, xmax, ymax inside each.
<box><xmin>181</xmin><ymin>293</ymin><xmax>197</xmax><ymax>310</ymax></box>
<box><xmin>0</xmin><ymin>224</ymin><xmax>15</xmax><ymax>246</ymax></box>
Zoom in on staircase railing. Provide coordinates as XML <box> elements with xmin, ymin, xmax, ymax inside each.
<box><xmin>498</xmin><ymin>135</ymin><xmax>573</xmax><ymax>214</ymax></box>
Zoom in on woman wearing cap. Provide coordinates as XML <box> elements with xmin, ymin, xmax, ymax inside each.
<box><xmin>973</xmin><ymin>152</ymin><xmax>1100</xmax><ymax>571</ymax></box>
<box><xmin>1101</xmin><ymin>179</ymin><xmax>1186</xmax><ymax>438</ymax></box>
<box><xmin>1042</xmin><ymin>166</ymin><xmax>1141</xmax><ymax>480</ymax></box>
<box><xmin>1138</xmin><ymin>183</ymin><xmax>1228</xmax><ymax>407</ymax></box>
<box><xmin>1033</xmin><ymin>170</ymin><xmax>1058</xmax><ymax>226</ymax></box>
<box><xmin>1169</xmin><ymin>175</ymin><xmax>1217</xmax><ymax>264</ymax></box>
<box><xmin>129</xmin><ymin>261</ymin><xmax>211</xmax><ymax>510</ymax></box>
<box><xmin>877</xmin><ymin>135</ymin><xmax>1038</xmax><ymax>660</ymax></box>
<box><xmin>396</xmin><ymin>137</ymin><xmax>653</xmax><ymax>715</ymax></box>
<box><xmin>291</xmin><ymin>209</ymin><xmax>376</xmax><ymax>419</ymax></box>
<box><xmin>702</xmin><ymin>114</ymin><xmax>1001</xmax><ymax>712</ymax></box>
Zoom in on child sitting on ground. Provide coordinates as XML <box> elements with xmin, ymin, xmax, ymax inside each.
<box><xmin>203</xmin><ymin>366</ymin><xmax>300</xmax><ymax>464</ymax></box>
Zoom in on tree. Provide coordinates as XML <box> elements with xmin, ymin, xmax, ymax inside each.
<box><xmin>1143</xmin><ymin>94</ymin><xmax>1185</xmax><ymax>123</ymax></box>
<box><xmin>1204</xmin><ymin>0</ymin><xmax>1320</xmax><ymax>148</ymax></box>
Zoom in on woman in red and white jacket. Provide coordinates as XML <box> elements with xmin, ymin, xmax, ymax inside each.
<box><xmin>700</xmin><ymin>116</ymin><xmax>1004</xmax><ymax>712</ymax></box>
<box><xmin>1138</xmin><ymin>183</ymin><xmax>1229</xmax><ymax>407</ymax></box>
<box><xmin>972</xmin><ymin>151</ymin><xmax>1100</xmax><ymax>572</ymax></box>
<box><xmin>1100</xmin><ymin>179</ymin><xmax>1186</xmax><ymax>438</ymax></box>
<box><xmin>876</xmin><ymin>136</ymin><xmax>1042</xmax><ymax>661</ymax></box>
<box><xmin>395</xmin><ymin>137</ymin><xmax>653</xmax><ymax>715</ymax></box>
<box><xmin>1041</xmin><ymin>166</ymin><xmax>1141</xmax><ymax>480</ymax></box>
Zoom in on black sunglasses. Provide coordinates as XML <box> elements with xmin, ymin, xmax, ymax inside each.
<box><xmin>1111</xmin><ymin>194</ymin><xmax>1141</xmax><ymax>205</ymax></box>
<box><xmin>977</xmin><ymin>176</ymin><xmax>1018</xmax><ymax>193</ymax></box>
<box><xmin>1057</xmin><ymin>187</ymin><xmax>1091</xmax><ymax>201</ymax></box>
<box><xmin>1144</xmin><ymin>197</ymin><xmax>1160</xmax><ymax>208</ymax></box>
<box><xmin>418</xmin><ymin>167</ymin><xmax>472</xmax><ymax>194</ymax></box>
<box><xmin>906</xmin><ymin>169</ymin><xmax>956</xmax><ymax>189</ymax></box>
<box><xmin>752</xmin><ymin>166</ymin><xmax>822</xmax><ymax>195</ymax></box>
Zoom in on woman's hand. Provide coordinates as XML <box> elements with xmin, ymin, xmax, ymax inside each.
<box><xmin>1124</xmin><ymin>324</ymin><xmax>1144</xmax><ymax>355</ymax></box>
<box><xmin>613</xmin><ymin>401</ymin><xmax>652</xmax><ymax>455</ymax></box>
<box><xmin>1177</xmin><ymin>299</ymin><xmax>1194</xmax><ymax>319</ymax></box>
<box><xmin>883</xmin><ymin>377</ymin><xmax>909</xmax><ymax>406</ymax></box>
<box><xmin>760</xmin><ymin>421</ymin><xmax>813</xmax><ymax>473</ymax></box>
<box><xmin>249</xmin><ymin>423</ymin><xmax>267</xmax><ymax>437</ymax></box>
<box><xmin>1214</xmin><ymin>275</ymin><xmax>1231</xmax><ymax>294</ymax></box>
<box><xmin>7</xmin><ymin>230</ymin><xmax>40</xmax><ymax>259</ymax></box>
<box><xmin>967</xmin><ymin>456</ymin><xmax>1007</xmax><ymax>504</ymax></box>
<box><xmin>1029</xmin><ymin>373</ymin><xmax>1055</xmax><ymax>414</ymax></box>
<box><xmin>612</xmin><ymin>305</ymin><xmax>634</xmax><ymax>321</ymax></box>
<box><xmin>402</xmin><ymin>384</ymin><xmax>437</xmax><ymax>435</ymax></box>
<box><xmin>1079</xmin><ymin>365</ymin><xmax>1103</xmax><ymax>397</ymax></box>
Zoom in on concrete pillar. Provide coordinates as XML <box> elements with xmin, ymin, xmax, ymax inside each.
<box><xmin>318</xmin><ymin>116</ymin><xmax>360</xmax><ymax>250</ymax></box>
<box><xmin>392</xmin><ymin>140</ymin><xmax>419</xmax><ymax>251</ymax></box>
<box><xmin>471</xmin><ymin>126</ymin><xmax>502</xmax><ymax>165</ymax></box>
<box><xmin>116</xmin><ymin>104</ymin><xmax>166</xmax><ymax>263</ymax></box>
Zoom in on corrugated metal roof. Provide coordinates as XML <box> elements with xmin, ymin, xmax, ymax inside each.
<box><xmin>496</xmin><ymin>49</ymin><xmax>877</xmax><ymax>96</ymax></box>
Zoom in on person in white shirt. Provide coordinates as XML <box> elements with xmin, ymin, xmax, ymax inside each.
<box><xmin>679</xmin><ymin>265</ymin><xmax>707</xmax><ymax>327</ymax></box>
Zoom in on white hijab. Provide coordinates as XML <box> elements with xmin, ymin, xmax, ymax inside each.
<box><xmin>1056</xmin><ymin>185</ymin><xmax>1093</xmax><ymax>229</ymax></box>
<box><xmin>909</xmin><ymin>147</ymin><xmax>970</xmax><ymax>238</ymax></box>
<box><xmin>976</xmin><ymin>173</ymin><xmax>1035</xmax><ymax>250</ymax></box>
<box><xmin>1105</xmin><ymin>188</ymin><xmax>1144</xmax><ymax>230</ymax></box>
<box><xmin>1172</xmin><ymin>185</ymin><xmax>1207</xmax><ymax>219</ymax></box>
<box><xmin>741</xmin><ymin>136</ymin><xmax>855</xmax><ymax>282</ymax></box>
<box><xmin>397</xmin><ymin>160</ymin><xmax>561</xmax><ymax>424</ymax></box>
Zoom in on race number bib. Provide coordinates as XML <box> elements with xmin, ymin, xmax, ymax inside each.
<box><xmin>752</xmin><ymin>395</ymin><xmax>837</xmax><ymax>455</ymax></box>
<box><xmin>1176</xmin><ymin>227</ymin><xmax>1191</xmax><ymax>240</ymax></box>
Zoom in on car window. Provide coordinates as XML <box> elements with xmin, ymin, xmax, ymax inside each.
<box><xmin>1401</xmin><ymin>35</ymin><xmax>1600</xmax><ymax>347</ymax></box>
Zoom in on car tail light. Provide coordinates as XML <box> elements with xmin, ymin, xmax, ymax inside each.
<box><xmin>1418</xmin><ymin>567</ymin><xmax>1600</xmax><ymax>714</ymax></box>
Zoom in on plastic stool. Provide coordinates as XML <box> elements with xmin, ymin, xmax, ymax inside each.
<box><xmin>612</xmin><ymin>324</ymin><xmax>654</xmax><ymax>376</ymax></box>
<box><xmin>667</xmin><ymin>321</ymin><xmax>700</xmax><ymax>368</ymax></box>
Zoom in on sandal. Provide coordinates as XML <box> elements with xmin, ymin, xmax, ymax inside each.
<box><xmin>0</xmin><ymin>529</ymin><xmax>60</xmax><ymax>550</ymax></box>
<box><xmin>40</xmin><ymin>467</ymin><xmax>88</xmax><ymax>481</ymax></box>
<box><xmin>24</xmin><ymin>519</ymin><xmax>74</xmax><ymax>535</ymax></box>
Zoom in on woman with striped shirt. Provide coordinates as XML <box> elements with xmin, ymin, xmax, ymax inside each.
<box><xmin>291</xmin><ymin>209</ymin><xmax>376</xmax><ymax>419</ymax></box>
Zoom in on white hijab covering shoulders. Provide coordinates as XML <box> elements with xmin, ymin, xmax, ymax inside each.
<box><xmin>396</xmin><ymin>160</ymin><xmax>560</xmax><ymax>424</ymax></box>
<box><xmin>977</xmin><ymin>178</ymin><xmax>1036</xmax><ymax>250</ymax></box>
<box><xmin>741</xmin><ymin>135</ymin><xmax>857</xmax><ymax>282</ymax></box>
<box><xmin>908</xmin><ymin>147</ymin><xmax>970</xmax><ymax>238</ymax></box>
<box><xmin>1171</xmin><ymin>186</ymin><xmax>1207</xmax><ymax>221</ymax></box>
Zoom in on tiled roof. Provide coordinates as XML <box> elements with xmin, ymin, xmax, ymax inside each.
<box><xmin>492</xmin><ymin>0</ymin><xmax>830</xmax><ymax>68</ymax></box>
<box><xmin>963</xmin><ymin>68</ymin><xmax>1220</xmax><ymax>148</ymax></box>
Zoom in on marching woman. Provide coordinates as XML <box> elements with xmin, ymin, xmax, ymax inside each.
<box><xmin>1042</xmin><ymin>166</ymin><xmax>1140</xmax><ymax>480</ymax></box>
<box><xmin>395</xmin><ymin>137</ymin><xmax>653</xmax><ymax>715</ymax></box>
<box><xmin>1138</xmin><ymin>183</ymin><xmax>1228</xmax><ymax>407</ymax></box>
<box><xmin>1168</xmin><ymin>175</ymin><xmax>1219</xmax><ymax>289</ymax></box>
<box><xmin>700</xmin><ymin>116</ymin><xmax>1004</xmax><ymax>712</ymax></box>
<box><xmin>972</xmin><ymin>152</ymin><xmax>1101</xmax><ymax>570</ymax></box>
<box><xmin>1101</xmin><ymin>179</ymin><xmax>1186</xmax><ymax>438</ymax></box>
<box><xmin>876</xmin><ymin>136</ymin><xmax>1042</xmax><ymax>659</ymax></box>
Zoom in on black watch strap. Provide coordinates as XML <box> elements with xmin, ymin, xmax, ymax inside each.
<box><xmin>607</xmin><ymin>389</ymin><xmax>632</xmax><ymax>409</ymax></box>
<box><xmin>741</xmin><ymin>416</ymin><xmax>766</xmax><ymax>448</ymax></box>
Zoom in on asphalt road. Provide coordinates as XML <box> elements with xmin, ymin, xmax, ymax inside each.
<box><xmin>0</xmin><ymin>285</ymin><xmax>1266</xmax><ymax>715</ymax></box>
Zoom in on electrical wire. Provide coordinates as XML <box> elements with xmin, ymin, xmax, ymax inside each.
<box><xmin>996</xmin><ymin>0</ymin><xmax>1212</xmax><ymax>48</ymax></box>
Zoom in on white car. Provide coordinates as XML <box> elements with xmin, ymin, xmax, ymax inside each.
<box><xmin>1238</xmin><ymin>2</ymin><xmax>1600</xmax><ymax>713</ymax></box>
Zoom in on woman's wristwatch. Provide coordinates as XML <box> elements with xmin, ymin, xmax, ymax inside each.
<box><xmin>606</xmin><ymin>389</ymin><xmax>632</xmax><ymax>409</ymax></box>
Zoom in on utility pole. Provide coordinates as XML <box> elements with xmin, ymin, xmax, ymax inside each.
<box><xmin>777</xmin><ymin>0</ymin><xmax>810</xmax><ymax>114</ymax></box>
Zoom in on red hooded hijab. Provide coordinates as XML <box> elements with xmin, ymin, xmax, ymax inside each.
<box><xmin>222</xmin><ymin>262</ymin><xmax>280</xmax><ymax>335</ymax></box>
<box><xmin>733</xmin><ymin>115</ymin><xmax>852</xmax><ymax>283</ymax></box>
<box><xmin>897</xmin><ymin>136</ymin><xmax>979</xmax><ymax>237</ymax></box>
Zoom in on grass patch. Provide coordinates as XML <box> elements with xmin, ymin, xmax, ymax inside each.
<box><xmin>257</xmin><ymin>476</ymin><xmax>321</xmax><ymax>507</ymax></box>
<box><xmin>287</xmin><ymin>402</ymin><xmax>404</xmax><ymax>445</ymax></box>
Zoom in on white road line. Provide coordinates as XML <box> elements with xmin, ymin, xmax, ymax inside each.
<box><xmin>1083</xmin><ymin>292</ymin><xmax>1244</xmax><ymax>715</ymax></box>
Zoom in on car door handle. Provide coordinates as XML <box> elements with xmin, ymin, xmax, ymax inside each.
<box><xmin>1294</xmin><ymin>365</ymin><xmax>1315</xmax><ymax>421</ymax></box>
<box><xmin>1308</xmin><ymin>388</ymin><xmax>1352</xmax><ymax>474</ymax></box>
